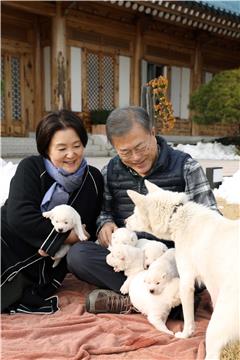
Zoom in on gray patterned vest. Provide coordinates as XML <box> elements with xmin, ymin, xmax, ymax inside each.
<box><xmin>107</xmin><ymin>136</ymin><xmax>191</xmax><ymax>227</ymax></box>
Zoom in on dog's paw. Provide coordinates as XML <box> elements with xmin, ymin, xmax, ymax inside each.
<box><xmin>175</xmin><ymin>331</ymin><xmax>191</xmax><ymax>339</ymax></box>
<box><xmin>163</xmin><ymin>329</ymin><xmax>174</xmax><ymax>336</ymax></box>
<box><xmin>120</xmin><ymin>284</ymin><xmax>129</xmax><ymax>294</ymax></box>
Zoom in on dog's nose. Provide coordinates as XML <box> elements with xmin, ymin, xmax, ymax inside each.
<box><xmin>58</xmin><ymin>228</ymin><xmax>63</xmax><ymax>232</ymax></box>
<box><xmin>150</xmin><ymin>289</ymin><xmax>154</xmax><ymax>294</ymax></box>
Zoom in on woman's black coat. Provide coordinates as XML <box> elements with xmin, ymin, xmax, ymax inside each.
<box><xmin>1</xmin><ymin>156</ymin><xmax>104</xmax><ymax>313</ymax></box>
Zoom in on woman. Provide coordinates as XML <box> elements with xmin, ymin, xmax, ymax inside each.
<box><xmin>1</xmin><ymin>110</ymin><xmax>103</xmax><ymax>314</ymax></box>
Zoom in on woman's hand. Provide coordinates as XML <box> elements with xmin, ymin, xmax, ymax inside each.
<box><xmin>97</xmin><ymin>222</ymin><xmax>118</xmax><ymax>248</ymax></box>
<box><xmin>38</xmin><ymin>224</ymin><xmax>90</xmax><ymax>256</ymax></box>
<box><xmin>64</xmin><ymin>229</ymin><xmax>80</xmax><ymax>244</ymax></box>
<box><xmin>82</xmin><ymin>224</ymin><xmax>90</xmax><ymax>240</ymax></box>
<box><xmin>64</xmin><ymin>225</ymin><xmax>90</xmax><ymax>244</ymax></box>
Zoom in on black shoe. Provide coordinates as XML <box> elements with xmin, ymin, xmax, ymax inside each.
<box><xmin>85</xmin><ymin>289</ymin><xmax>134</xmax><ymax>314</ymax></box>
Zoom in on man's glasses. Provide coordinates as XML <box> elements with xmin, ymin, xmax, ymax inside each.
<box><xmin>118</xmin><ymin>136</ymin><xmax>152</xmax><ymax>160</ymax></box>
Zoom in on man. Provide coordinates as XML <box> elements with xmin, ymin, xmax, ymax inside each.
<box><xmin>67</xmin><ymin>106</ymin><xmax>218</xmax><ymax>314</ymax></box>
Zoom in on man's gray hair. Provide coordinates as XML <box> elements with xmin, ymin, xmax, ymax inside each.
<box><xmin>106</xmin><ymin>106</ymin><xmax>152</xmax><ymax>144</ymax></box>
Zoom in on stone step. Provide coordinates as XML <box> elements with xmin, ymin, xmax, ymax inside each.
<box><xmin>1</xmin><ymin>134</ymin><xmax>218</xmax><ymax>159</ymax></box>
<box><xmin>1</xmin><ymin>134</ymin><xmax>116</xmax><ymax>158</ymax></box>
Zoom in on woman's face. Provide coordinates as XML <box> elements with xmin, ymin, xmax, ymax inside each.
<box><xmin>48</xmin><ymin>128</ymin><xmax>84</xmax><ymax>173</ymax></box>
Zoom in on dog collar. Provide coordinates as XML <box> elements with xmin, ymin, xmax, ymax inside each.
<box><xmin>167</xmin><ymin>202</ymin><xmax>184</xmax><ymax>236</ymax></box>
<box><xmin>169</xmin><ymin>202</ymin><xmax>184</xmax><ymax>224</ymax></box>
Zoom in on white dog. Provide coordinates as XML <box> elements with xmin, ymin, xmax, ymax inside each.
<box><xmin>106</xmin><ymin>243</ymin><xmax>180</xmax><ymax>334</ymax></box>
<box><xmin>111</xmin><ymin>227</ymin><xmax>138</xmax><ymax>247</ymax></box>
<box><xmin>144</xmin><ymin>248</ymin><xmax>179</xmax><ymax>295</ymax></box>
<box><xmin>43</xmin><ymin>204</ymin><xmax>87</xmax><ymax>267</ymax></box>
<box><xmin>129</xmin><ymin>271</ymin><xmax>180</xmax><ymax>335</ymax></box>
<box><xmin>126</xmin><ymin>180</ymin><xmax>240</xmax><ymax>360</ymax></box>
<box><xmin>136</xmin><ymin>239</ymin><xmax>168</xmax><ymax>269</ymax></box>
<box><xmin>110</xmin><ymin>228</ymin><xmax>168</xmax><ymax>269</ymax></box>
<box><xmin>106</xmin><ymin>244</ymin><xmax>145</xmax><ymax>294</ymax></box>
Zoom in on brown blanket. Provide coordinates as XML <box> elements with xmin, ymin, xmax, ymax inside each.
<box><xmin>1</xmin><ymin>274</ymin><xmax>212</xmax><ymax>360</ymax></box>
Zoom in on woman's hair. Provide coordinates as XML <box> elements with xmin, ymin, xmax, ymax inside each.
<box><xmin>106</xmin><ymin>106</ymin><xmax>152</xmax><ymax>144</ymax></box>
<box><xmin>36</xmin><ymin>110</ymin><xmax>88</xmax><ymax>157</ymax></box>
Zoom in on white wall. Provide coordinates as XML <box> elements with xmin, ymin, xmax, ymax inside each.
<box><xmin>205</xmin><ymin>71</ymin><xmax>213</xmax><ymax>84</ymax></box>
<box><xmin>171</xmin><ymin>66</ymin><xmax>181</xmax><ymax>118</ymax></box>
<box><xmin>170</xmin><ymin>66</ymin><xmax>190</xmax><ymax>119</ymax></box>
<box><xmin>70</xmin><ymin>47</ymin><xmax>82</xmax><ymax>112</ymax></box>
<box><xmin>180</xmin><ymin>67</ymin><xmax>190</xmax><ymax>119</ymax></box>
<box><xmin>43</xmin><ymin>46</ymin><xmax>51</xmax><ymax>112</ymax></box>
<box><xmin>119</xmin><ymin>55</ymin><xmax>130</xmax><ymax>107</ymax></box>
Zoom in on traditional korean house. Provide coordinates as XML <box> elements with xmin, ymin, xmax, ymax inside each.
<box><xmin>1</xmin><ymin>1</ymin><xmax>240</xmax><ymax>137</ymax></box>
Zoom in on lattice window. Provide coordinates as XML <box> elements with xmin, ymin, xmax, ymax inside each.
<box><xmin>1</xmin><ymin>56</ymin><xmax>5</xmax><ymax>121</ymax></box>
<box><xmin>87</xmin><ymin>53</ymin><xmax>100</xmax><ymax>111</ymax></box>
<box><xmin>102</xmin><ymin>55</ymin><xmax>114</xmax><ymax>110</ymax></box>
<box><xmin>86</xmin><ymin>51</ymin><xmax>115</xmax><ymax>111</ymax></box>
<box><xmin>11</xmin><ymin>56</ymin><xmax>22</xmax><ymax>120</ymax></box>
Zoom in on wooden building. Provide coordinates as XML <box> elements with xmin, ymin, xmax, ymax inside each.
<box><xmin>1</xmin><ymin>0</ymin><xmax>240</xmax><ymax>137</ymax></box>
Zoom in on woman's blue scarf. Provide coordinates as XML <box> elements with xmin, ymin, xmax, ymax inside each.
<box><xmin>40</xmin><ymin>158</ymin><xmax>88</xmax><ymax>212</ymax></box>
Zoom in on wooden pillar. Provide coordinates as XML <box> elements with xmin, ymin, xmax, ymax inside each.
<box><xmin>191</xmin><ymin>40</ymin><xmax>203</xmax><ymax>135</ymax></box>
<box><xmin>34</xmin><ymin>18</ymin><xmax>42</xmax><ymax>126</ymax></box>
<box><xmin>51</xmin><ymin>3</ymin><xmax>67</xmax><ymax>110</ymax></box>
<box><xmin>132</xmin><ymin>19</ymin><xmax>143</xmax><ymax>105</ymax></box>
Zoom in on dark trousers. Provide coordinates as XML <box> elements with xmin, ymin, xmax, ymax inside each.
<box><xmin>66</xmin><ymin>241</ymin><xmax>126</xmax><ymax>292</ymax></box>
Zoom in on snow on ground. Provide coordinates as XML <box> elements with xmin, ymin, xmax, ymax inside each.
<box><xmin>174</xmin><ymin>142</ymin><xmax>240</xmax><ymax>160</ymax></box>
<box><xmin>0</xmin><ymin>158</ymin><xmax>18</xmax><ymax>206</ymax></box>
<box><xmin>0</xmin><ymin>142</ymin><xmax>240</xmax><ymax>206</ymax></box>
<box><xmin>213</xmin><ymin>170</ymin><xmax>240</xmax><ymax>205</ymax></box>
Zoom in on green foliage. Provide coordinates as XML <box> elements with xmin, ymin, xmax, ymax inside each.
<box><xmin>189</xmin><ymin>68</ymin><xmax>240</xmax><ymax>125</ymax></box>
<box><xmin>90</xmin><ymin>109</ymin><xmax>112</xmax><ymax>125</ymax></box>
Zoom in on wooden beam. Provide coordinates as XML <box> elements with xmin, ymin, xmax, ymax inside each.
<box><xmin>51</xmin><ymin>3</ymin><xmax>67</xmax><ymax>110</ymax></box>
<box><xmin>132</xmin><ymin>19</ymin><xmax>144</xmax><ymax>105</ymax></box>
<box><xmin>34</xmin><ymin>18</ymin><xmax>42</xmax><ymax>127</ymax></box>
<box><xmin>2</xmin><ymin>1</ymin><xmax>56</xmax><ymax>17</ymax></box>
<box><xmin>191</xmin><ymin>40</ymin><xmax>203</xmax><ymax>136</ymax></box>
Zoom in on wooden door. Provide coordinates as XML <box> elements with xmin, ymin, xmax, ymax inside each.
<box><xmin>1</xmin><ymin>52</ymin><xmax>27</xmax><ymax>136</ymax></box>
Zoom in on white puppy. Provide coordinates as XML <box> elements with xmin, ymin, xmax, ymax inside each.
<box><xmin>107</xmin><ymin>244</ymin><xmax>180</xmax><ymax>335</ymax></box>
<box><xmin>111</xmin><ymin>228</ymin><xmax>167</xmax><ymax>269</ymax></box>
<box><xmin>129</xmin><ymin>271</ymin><xmax>180</xmax><ymax>335</ymax></box>
<box><xmin>106</xmin><ymin>244</ymin><xmax>144</xmax><ymax>294</ymax></box>
<box><xmin>144</xmin><ymin>248</ymin><xmax>179</xmax><ymax>295</ymax></box>
<box><xmin>126</xmin><ymin>180</ymin><xmax>240</xmax><ymax>360</ymax></box>
<box><xmin>111</xmin><ymin>227</ymin><xmax>138</xmax><ymax>247</ymax></box>
<box><xmin>43</xmin><ymin>204</ymin><xmax>87</xmax><ymax>267</ymax></box>
<box><xmin>136</xmin><ymin>239</ymin><xmax>168</xmax><ymax>269</ymax></box>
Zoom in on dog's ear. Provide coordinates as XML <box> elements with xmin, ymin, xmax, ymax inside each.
<box><xmin>144</xmin><ymin>180</ymin><xmax>162</xmax><ymax>194</ymax></box>
<box><xmin>127</xmin><ymin>190</ymin><xmax>145</xmax><ymax>206</ymax></box>
<box><xmin>42</xmin><ymin>210</ymin><xmax>52</xmax><ymax>219</ymax></box>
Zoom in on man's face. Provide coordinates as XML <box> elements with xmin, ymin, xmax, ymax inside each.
<box><xmin>111</xmin><ymin>122</ymin><xmax>158</xmax><ymax>177</ymax></box>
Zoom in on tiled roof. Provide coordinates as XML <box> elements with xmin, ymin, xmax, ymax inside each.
<box><xmin>110</xmin><ymin>1</ymin><xmax>240</xmax><ymax>39</ymax></box>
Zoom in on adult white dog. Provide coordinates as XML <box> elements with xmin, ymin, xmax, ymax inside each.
<box><xmin>42</xmin><ymin>204</ymin><xmax>87</xmax><ymax>267</ymax></box>
<box><xmin>126</xmin><ymin>180</ymin><xmax>240</xmax><ymax>360</ymax></box>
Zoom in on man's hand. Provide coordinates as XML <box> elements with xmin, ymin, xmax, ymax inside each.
<box><xmin>97</xmin><ymin>222</ymin><xmax>118</xmax><ymax>248</ymax></box>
